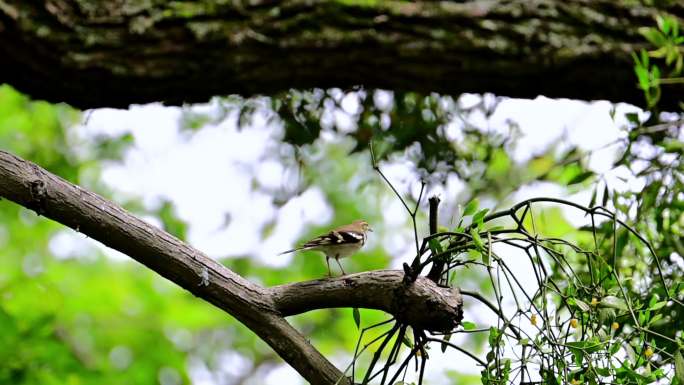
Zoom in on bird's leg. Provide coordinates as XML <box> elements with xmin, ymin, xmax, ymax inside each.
<box><xmin>326</xmin><ymin>256</ymin><xmax>332</xmax><ymax>277</ymax></box>
<box><xmin>335</xmin><ymin>256</ymin><xmax>346</xmax><ymax>275</ymax></box>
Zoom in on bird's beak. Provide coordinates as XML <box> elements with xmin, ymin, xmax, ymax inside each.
<box><xmin>368</xmin><ymin>227</ymin><xmax>373</xmax><ymax>232</ymax></box>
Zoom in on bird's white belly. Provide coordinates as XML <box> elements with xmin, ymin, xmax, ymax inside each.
<box><xmin>316</xmin><ymin>243</ymin><xmax>360</xmax><ymax>259</ymax></box>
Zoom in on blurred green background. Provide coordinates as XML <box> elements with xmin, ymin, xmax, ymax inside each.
<box><xmin>1</xmin><ymin>82</ymin><xmax>682</xmax><ymax>385</ymax></box>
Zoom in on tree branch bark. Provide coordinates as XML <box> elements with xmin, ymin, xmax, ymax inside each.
<box><xmin>0</xmin><ymin>0</ymin><xmax>682</xmax><ymax>109</ymax></box>
<box><xmin>0</xmin><ymin>149</ymin><xmax>346</xmax><ymax>384</ymax></box>
<box><xmin>426</xmin><ymin>196</ymin><xmax>443</xmax><ymax>282</ymax></box>
<box><xmin>271</xmin><ymin>270</ymin><xmax>462</xmax><ymax>332</ymax></box>
<box><xmin>0</xmin><ymin>149</ymin><xmax>463</xmax><ymax>384</ymax></box>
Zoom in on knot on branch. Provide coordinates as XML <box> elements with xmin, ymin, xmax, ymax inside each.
<box><xmin>29</xmin><ymin>178</ymin><xmax>48</xmax><ymax>215</ymax></box>
<box><xmin>394</xmin><ymin>276</ymin><xmax>462</xmax><ymax>333</ymax></box>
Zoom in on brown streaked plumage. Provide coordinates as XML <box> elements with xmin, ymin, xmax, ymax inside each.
<box><xmin>279</xmin><ymin>220</ymin><xmax>372</xmax><ymax>276</ymax></box>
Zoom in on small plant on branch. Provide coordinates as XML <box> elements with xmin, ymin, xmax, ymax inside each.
<box><xmin>345</xmin><ymin>144</ymin><xmax>684</xmax><ymax>385</ymax></box>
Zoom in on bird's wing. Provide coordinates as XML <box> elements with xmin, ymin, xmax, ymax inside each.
<box><xmin>302</xmin><ymin>229</ymin><xmax>365</xmax><ymax>248</ymax></box>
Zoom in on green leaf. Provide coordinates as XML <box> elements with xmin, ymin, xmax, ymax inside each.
<box><xmin>595</xmin><ymin>367</ymin><xmax>610</xmax><ymax>377</ymax></box>
<box><xmin>610</xmin><ymin>342</ymin><xmax>621</xmax><ymax>356</ymax></box>
<box><xmin>646</xmin><ymin>295</ymin><xmax>659</xmax><ymax>309</ymax></box>
<box><xmin>649</xmin><ymin>300</ymin><xmax>667</xmax><ymax>311</ymax></box>
<box><xmin>656</xmin><ymin>15</ymin><xmax>671</xmax><ymax>35</ymax></box>
<box><xmin>648</xmin><ymin>313</ymin><xmax>663</xmax><ymax>326</ymax></box>
<box><xmin>487</xmin><ymin>327</ymin><xmax>501</xmax><ymax>347</ymax></box>
<box><xmin>567</xmin><ymin>344</ymin><xmax>584</xmax><ymax>366</ymax></box>
<box><xmin>598</xmin><ymin>308</ymin><xmax>616</xmax><ymax>325</ymax></box>
<box><xmin>662</xmin><ymin>139</ymin><xmax>684</xmax><ymax>154</ymax></box>
<box><xmin>665</xmin><ymin>47</ymin><xmax>678</xmax><ymax>65</ymax></box>
<box><xmin>568</xmin><ymin>171</ymin><xmax>594</xmax><ymax>185</ymax></box>
<box><xmin>428</xmin><ymin>239</ymin><xmax>444</xmax><ymax>255</ymax></box>
<box><xmin>600</xmin><ymin>296</ymin><xmax>628</xmax><ymax>311</ymax></box>
<box><xmin>567</xmin><ymin>338</ymin><xmax>603</xmax><ymax>354</ymax></box>
<box><xmin>639</xmin><ymin>27</ymin><xmax>666</xmax><ymax>46</ymax></box>
<box><xmin>625</xmin><ymin>112</ymin><xmax>641</xmax><ymax>125</ymax></box>
<box><xmin>441</xmin><ymin>333</ymin><xmax>451</xmax><ymax>353</ymax></box>
<box><xmin>641</xmin><ymin>49</ymin><xmax>650</xmax><ymax>67</ymax></box>
<box><xmin>402</xmin><ymin>334</ymin><xmax>413</xmax><ymax>348</ymax></box>
<box><xmin>471</xmin><ymin>229</ymin><xmax>486</xmax><ymax>260</ymax></box>
<box><xmin>574</xmin><ymin>299</ymin><xmax>591</xmax><ymax>312</ymax></box>
<box><xmin>652</xmin><ymin>64</ymin><xmax>661</xmax><ymax>80</ymax></box>
<box><xmin>672</xmin><ymin>17</ymin><xmax>680</xmax><ymax>37</ymax></box>
<box><xmin>462</xmin><ymin>321</ymin><xmax>477</xmax><ymax>330</ymax></box>
<box><xmin>463</xmin><ymin>199</ymin><xmax>479</xmax><ymax>216</ymax></box>
<box><xmin>635</xmin><ymin>65</ymin><xmax>651</xmax><ymax>91</ymax></box>
<box><xmin>675</xmin><ymin>350</ymin><xmax>684</xmax><ymax>384</ymax></box>
<box><xmin>353</xmin><ymin>307</ymin><xmax>361</xmax><ymax>329</ymax></box>
<box><xmin>472</xmin><ymin>208</ymin><xmax>489</xmax><ymax>226</ymax></box>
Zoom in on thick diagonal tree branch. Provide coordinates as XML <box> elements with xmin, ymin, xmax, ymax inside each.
<box><xmin>0</xmin><ymin>149</ymin><xmax>463</xmax><ymax>384</ymax></box>
<box><xmin>0</xmin><ymin>150</ymin><xmax>345</xmax><ymax>384</ymax></box>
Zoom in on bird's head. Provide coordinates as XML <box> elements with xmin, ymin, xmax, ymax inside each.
<box><xmin>353</xmin><ymin>220</ymin><xmax>373</xmax><ymax>233</ymax></box>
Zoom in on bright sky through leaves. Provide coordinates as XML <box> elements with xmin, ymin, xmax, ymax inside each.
<box><xmin>55</xmin><ymin>93</ymin><xmax>651</xmax><ymax>385</ymax></box>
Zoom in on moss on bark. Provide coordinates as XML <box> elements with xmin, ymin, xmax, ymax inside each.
<box><xmin>0</xmin><ymin>0</ymin><xmax>682</xmax><ymax>108</ymax></box>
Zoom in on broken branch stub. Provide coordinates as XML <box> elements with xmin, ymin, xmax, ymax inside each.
<box><xmin>395</xmin><ymin>277</ymin><xmax>463</xmax><ymax>333</ymax></box>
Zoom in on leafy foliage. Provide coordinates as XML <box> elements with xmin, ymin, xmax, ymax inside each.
<box><xmin>0</xmin><ymin>85</ymin><xmax>238</xmax><ymax>385</ymax></box>
<box><xmin>342</xmin><ymin>192</ymin><xmax>683</xmax><ymax>384</ymax></box>
<box><xmin>634</xmin><ymin>15</ymin><xmax>684</xmax><ymax>109</ymax></box>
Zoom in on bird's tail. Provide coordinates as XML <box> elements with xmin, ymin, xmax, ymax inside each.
<box><xmin>278</xmin><ymin>247</ymin><xmax>304</xmax><ymax>255</ymax></box>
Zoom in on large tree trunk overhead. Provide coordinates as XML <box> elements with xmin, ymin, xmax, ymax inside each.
<box><xmin>0</xmin><ymin>0</ymin><xmax>682</xmax><ymax>109</ymax></box>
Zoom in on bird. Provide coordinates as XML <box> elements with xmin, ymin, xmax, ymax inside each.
<box><xmin>279</xmin><ymin>220</ymin><xmax>372</xmax><ymax>276</ymax></box>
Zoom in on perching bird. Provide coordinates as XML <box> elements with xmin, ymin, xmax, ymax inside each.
<box><xmin>279</xmin><ymin>220</ymin><xmax>372</xmax><ymax>276</ymax></box>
